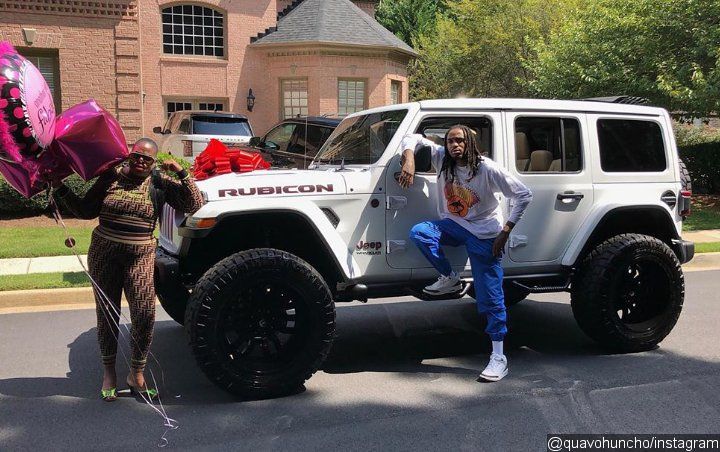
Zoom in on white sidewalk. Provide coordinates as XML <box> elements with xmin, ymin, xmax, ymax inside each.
<box><xmin>0</xmin><ymin>255</ymin><xmax>88</xmax><ymax>276</ymax></box>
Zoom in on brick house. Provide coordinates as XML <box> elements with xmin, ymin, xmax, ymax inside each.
<box><xmin>0</xmin><ymin>0</ymin><xmax>416</xmax><ymax>142</ymax></box>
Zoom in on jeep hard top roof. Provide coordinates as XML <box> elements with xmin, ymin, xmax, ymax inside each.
<box><xmin>351</xmin><ymin>98</ymin><xmax>668</xmax><ymax>118</ymax></box>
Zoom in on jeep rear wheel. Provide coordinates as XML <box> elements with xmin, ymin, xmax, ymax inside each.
<box><xmin>185</xmin><ymin>248</ymin><xmax>336</xmax><ymax>399</ymax></box>
<box><xmin>571</xmin><ymin>234</ymin><xmax>684</xmax><ymax>352</ymax></box>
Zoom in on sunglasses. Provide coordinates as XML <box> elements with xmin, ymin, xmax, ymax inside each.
<box><xmin>129</xmin><ymin>153</ymin><xmax>156</xmax><ymax>164</ymax></box>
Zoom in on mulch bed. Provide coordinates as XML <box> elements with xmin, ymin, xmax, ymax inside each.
<box><xmin>694</xmin><ymin>194</ymin><xmax>720</xmax><ymax>211</ymax></box>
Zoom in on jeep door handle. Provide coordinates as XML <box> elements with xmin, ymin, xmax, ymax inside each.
<box><xmin>557</xmin><ymin>192</ymin><xmax>584</xmax><ymax>201</ymax></box>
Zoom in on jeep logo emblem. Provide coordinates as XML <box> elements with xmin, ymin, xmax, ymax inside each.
<box><xmin>355</xmin><ymin>240</ymin><xmax>382</xmax><ymax>255</ymax></box>
<box><xmin>218</xmin><ymin>184</ymin><xmax>334</xmax><ymax>197</ymax></box>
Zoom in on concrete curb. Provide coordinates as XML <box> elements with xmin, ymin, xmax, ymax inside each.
<box><xmin>0</xmin><ymin>287</ymin><xmax>143</xmax><ymax>314</ymax></box>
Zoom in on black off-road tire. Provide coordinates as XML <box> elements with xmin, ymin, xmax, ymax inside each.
<box><xmin>679</xmin><ymin>158</ymin><xmax>692</xmax><ymax>193</ymax></box>
<box><xmin>571</xmin><ymin>234</ymin><xmax>684</xmax><ymax>352</ymax></box>
<box><xmin>185</xmin><ymin>248</ymin><xmax>336</xmax><ymax>399</ymax></box>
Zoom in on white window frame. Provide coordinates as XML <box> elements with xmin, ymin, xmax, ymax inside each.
<box><xmin>338</xmin><ymin>78</ymin><xmax>367</xmax><ymax>116</ymax></box>
<box><xmin>161</xmin><ymin>4</ymin><xmax>225</xmax><ymax>57</ymax></box>
<box><xmin>390</xmin><ymin>80</ymin><xmax>402</xmax><ymax>105</ymax></box>
<box><xmin>280</xmin><ymin>79</ymin><xmax>308</xmax><ymax>120</ymax></box>
<box><xmin>165</xmin><ymin>98</ymin><xmax>226</xmax><ymax>118</ymax></box>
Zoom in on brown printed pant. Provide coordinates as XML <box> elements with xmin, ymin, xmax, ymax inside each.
<box><xmin>87</xmin><ymin>231</ymin><xmax>156</xmax><ymax>371</ymax></box>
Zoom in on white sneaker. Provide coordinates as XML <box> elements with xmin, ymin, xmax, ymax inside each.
<box><xmin>423</xmin><ymin>272</ymin><xmax>462</xmax><ymax>295</ymax></box>
<box><xmin>477</xmin><ymin>353</ymin><xmax>508</xmax><ymax>382</ymax></box>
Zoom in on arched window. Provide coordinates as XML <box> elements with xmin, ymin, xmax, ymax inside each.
<box><xmin>161</xmin><ymin>4</ymin><xmax>224</xmax><ymax>57</ymax></box>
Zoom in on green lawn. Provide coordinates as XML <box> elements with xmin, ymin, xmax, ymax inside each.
<box><xmin>683</xmin><ymin>208</ymin><xmax>720</xmax><ymax>231</ymax></box>
<box><xmin>0</xmin><ymin>272</ymin><xmax>90</xmax><ymax>291</ymax></box>
<box><xmin>683</xmin><ymin>195</ymin><xmax>720</xmax><ymax>231</ymax></box>
<box><xmin>0</xmin><ymin>226</ymin><xmax>93</xmax><ymax>258</ymax></box>
<box><xmin>696</xmin><ymin>242</ymin><xmax>720</xmax><ymax>254</ymax></box>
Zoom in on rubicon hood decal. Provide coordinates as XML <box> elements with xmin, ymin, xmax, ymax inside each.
<box><xmin>219</xmin><ymin>184</ymin><xmax>334</xmax><ymax>197</ymax></box>
<box><xmin>198</xmin><ymin>170</ymin><xmax>347</xmax><ymax>201</ymax></box>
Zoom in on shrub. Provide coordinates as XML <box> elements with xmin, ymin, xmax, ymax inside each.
<box><xmin>0</xmin><ymin>154</ymin><xmax>190</xmax><ymax>217</ymax></box>
<box><xmin>679</xmin><ymin>141</ymin><xmax>720</xmax><ymax>194</ymax></box>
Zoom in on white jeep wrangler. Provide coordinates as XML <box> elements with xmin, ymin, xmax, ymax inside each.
<box><xmin>155</xmin><ymin>97</ymin><xmax>694</xmax><ymax>399</ymax></box>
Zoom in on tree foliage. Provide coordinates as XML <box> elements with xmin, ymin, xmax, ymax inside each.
<box><xmin>410</xmin><ymin>0</ymin><xmax>574</xmax><ymax>100</ymax></box>
<box><xmin>375</xmin><ymin>0</ymin><xmax>446</xmax><ymax>47</ymax></box>
<box><xmin>526</xmin><ymin>0</ymin><xmax>720</xmax><ymax>117</ymax></box>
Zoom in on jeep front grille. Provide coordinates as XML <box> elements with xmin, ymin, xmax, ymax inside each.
<box><xmin>161</xmin><ymin>204</ymin><xmax>175</xmax><ymax>243</ymax></box>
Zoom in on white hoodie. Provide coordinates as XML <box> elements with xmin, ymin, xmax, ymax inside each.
<box><xmin>401</xmin><ymin>134</ymin><xmax>533</xmax><ymax>239</ymax></box>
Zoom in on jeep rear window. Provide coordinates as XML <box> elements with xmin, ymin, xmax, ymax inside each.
<box><xmin>597</xmin><ymin>119</ymin><xmax>667</xmax><ymax>172</ymax></box>
<box><xmin>314</xmin><ymin>109</ymin><xmax>408</xmax><ymax>165</ymax></box>
<box><xmin>192</xmin><ymin>116</ymin><xmax>252</xmax><ymax>136</ymax></box>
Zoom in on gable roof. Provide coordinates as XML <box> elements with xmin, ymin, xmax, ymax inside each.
<box><xmin>251</xmin><ymin>0</ymin><xmax>417</xmax><ymax>57</ymax></box>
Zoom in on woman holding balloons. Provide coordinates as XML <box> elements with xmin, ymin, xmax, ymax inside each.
<box><xmin>1</xmin><ymin>41</ymin><xmax>203</xmax><ymax>402</ymax></box>
<box><xmin>53</xmin><ymin>138</ymin><xmax>203</xmax><ymax>401</ymax></box>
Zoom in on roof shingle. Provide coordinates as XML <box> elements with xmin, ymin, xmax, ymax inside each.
<box><xmin>252</xmin><ymin>0</ymin><xmax>417</xmax><ymax>56</ymax></box>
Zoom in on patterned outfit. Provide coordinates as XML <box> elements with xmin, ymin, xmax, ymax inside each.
<box><xmin>56</xmin><ymin>167</ymin><xmax>203</xmax><ymax>370</ymax></box>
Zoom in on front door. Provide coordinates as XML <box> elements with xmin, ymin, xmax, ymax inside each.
<box><xmin>503</xmin><ymin>112</ymin><xmax>594</xmax><ymax>264</ymax></box>
<box><xmin>385</xmin><ymin>112</ymin><xmax>504</xmax><ymax>274</ymax></box>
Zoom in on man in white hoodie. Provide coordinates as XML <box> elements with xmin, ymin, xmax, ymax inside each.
<box><xmin>399</xmin><ymin>125</ymin><xmax>532</xmax><ymax>382</ymax></box>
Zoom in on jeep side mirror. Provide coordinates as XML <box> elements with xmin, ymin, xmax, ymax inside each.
<box><xmin>152</xmin><ymin>126</ymin><xmax>163</xmax><ymax>134</ymax></box>
<box><xmin>248</xmin><ymin>136</ymin><xmax>262</xmax><ymax>147</ymax></box>
<box><xmin>415</xmin><ymin>145</ymin><xmax>432</xmax><ymax>173</ymax></box>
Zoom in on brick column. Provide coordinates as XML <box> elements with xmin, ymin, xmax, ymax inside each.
<box><xmin>114</xmin><ymin>8</ymin><xmax>142</xmax><ymax>144</ymax></box>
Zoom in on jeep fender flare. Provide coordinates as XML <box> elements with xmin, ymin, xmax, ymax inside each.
<box><xmin>561</xmin><ymin>204</ymin><xmax>680</xmax><ymax>267</ymax></box>
<box><xmin>188</xmin><ymin>197</ymin><xmax>360</xmax><ymax>281</ymax></box>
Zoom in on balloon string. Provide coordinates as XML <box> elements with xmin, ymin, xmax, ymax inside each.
<box><xmin>47</xmin><ymin>190</ymin><xmax>179</xmax><ymax>446</ymax></box>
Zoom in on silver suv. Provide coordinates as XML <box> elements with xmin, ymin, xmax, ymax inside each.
<box><xmin>155</xmin><ymin>97</ymin><xmax>694</xmax><ymax>399</ymax></box>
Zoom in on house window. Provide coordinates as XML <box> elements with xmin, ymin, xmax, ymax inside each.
<box><xmin>338</xmin><ymin>79</ymin><xmax>366</xmax><ymax>116</ymax></box>
<box><xmin>166</xmin><ymin>99</ymin><xmax>225</xmax><ymax>117</ymax></box>
<box><xmin>162</xmin><ymin>5</ymin><xmax>224</xmax><ymax>57</ymax></box>
<box><xmin>281</xmin><ymin>79</ymin><xmax>308</xmax><ymax>119</ymax></box>
<box><xmin>19</xmin><ymin>49</ymin><xmax>60</xmax><ymax>111</ymax></box>
<box><xmin>198</xmin><ymin>102</ymin><xmax>223</xmax><ymax>112</ymax></box>
<box><xmin>391</xmin><ymin>80</ymin><xmax>402</xmax><ymax>104</ymax></box>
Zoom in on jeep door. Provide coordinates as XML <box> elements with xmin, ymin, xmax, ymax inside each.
<box><xmin>503</xmin><ymin>112</ymin><xmax>594</xmax><ymax>266</ymax></box>
<box><xmin>385</xmin><ymin>112</ymin><xmax>503</xmax><ymax>277</ymax></box>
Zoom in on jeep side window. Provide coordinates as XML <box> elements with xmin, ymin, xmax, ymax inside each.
<box><xmin>515</xmin><ymin>117</ymin><xmax>582</xmax><ymax>173</ymax></box>
<box><xmin>597</xmin><ymin>119</ymin><xmax>667</xmax><ymax>172</ymax></box>
<box><xmin>414</xmin><ymin>116</ymin><xmax>494</xmax><ymax>174</ymax></box>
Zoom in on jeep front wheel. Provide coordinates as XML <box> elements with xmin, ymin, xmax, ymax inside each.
<box><xmin>571</xmin><ymin>234</ymin><xmax>684</xmax><ymax>352</ymax></box>
<box><xmin>185</xmin><ymin>248</ymin><xmax>336</xmax><ymax>399</ymax></box>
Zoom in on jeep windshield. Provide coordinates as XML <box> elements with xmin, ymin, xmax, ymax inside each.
<box><xmin>313</xmin><ymin>109</ymin><xmax>408</xmax><ymax>165</ymax></box>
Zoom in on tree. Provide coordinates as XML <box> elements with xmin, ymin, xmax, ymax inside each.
<box><xmin>526</xmin><ymin>0</ymin><xmax>720</xmax><ymax>118</ymax></box>
<box><xmin>375</xmin><ymin>0</ymin><xmax>446</xmax><ymax>47</ymax></box>
<box><xmin>410</xmin><ymin>0</ymin><xmax>575</xmax><ymax>100</ymax></box>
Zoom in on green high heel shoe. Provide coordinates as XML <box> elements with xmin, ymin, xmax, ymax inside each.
<box><xmin>101</xmin><ymin>387</ymin><xmax>118</xmax><ymax>402</ymax></box>
<box><xmin>126</xmin><ymin>379</ymin><xmax>160</xmax><ymax>401</ymax></box>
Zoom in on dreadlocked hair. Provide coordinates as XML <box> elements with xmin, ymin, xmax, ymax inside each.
<box><xmin>440</xmin><ymin>124</ymin><xmax>484</xmax><ymax>183</ymax></box>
